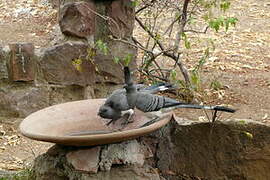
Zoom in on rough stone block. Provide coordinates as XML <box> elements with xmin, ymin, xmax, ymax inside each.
<box><xmin>107</xmin><ymin>0</ymin><xmax>135</xmax><ymax>38</ymax></box>
<box><xmin>40</xmin><ymin>41</ymin><xmax>96</xmax><ymax>86</ymax></box>
<box><xmin>66</xmin><ymin>147</ymin><xmax>101</xmax><ymax>173</ymax></box>
<box><xmin>156</xmin><ymin>118</ymin><xmax>270</xmax><ymax>180</ymax></box>
<box><xmin>59</xmin><ymin>1</ymin><xmax>96</xmax><ymax>38</ymax></box>
<box><xmin>8</xmin><ymin>43</ymin><xmax>35</xmax><ymax>81</ymax></box>
<box><xmin>48</xmin><ymin>85</ymin><xmax>85</xmax><ymax>105</ymax></box>
<box><xmin>0</xmin><ymin>86</ymin><xmax>50</xmax><ymax>117</ymax></box>
<box><xmin>99</xmin><ymin>140</ymin><xmax>145</xmax><ymax>171</ymax></box>
<box><xmin>94</xmin><ymin>41</ymin><xmax>137</xmax><ymax>84</ymax></box>
<box><xmin>84</xmin><ymin>85</ymin><xmax>95</xmax><ymax>99</ymax></box>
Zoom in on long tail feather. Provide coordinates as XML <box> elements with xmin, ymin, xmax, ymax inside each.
<box><xmin>165</xmin><ymin>104</ymin><xmax>236</xmax><ymax>113</ymax></box>
<box><xmin>124</xmin><ymin>66</ymin><xmax>132</xmax><ymax>85</ymax></box>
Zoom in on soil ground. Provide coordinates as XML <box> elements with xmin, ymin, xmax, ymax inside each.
<box><xmin>0</xmin><ymin>0</ymin><xmax>269</xmax><ymax>173</ymax></box>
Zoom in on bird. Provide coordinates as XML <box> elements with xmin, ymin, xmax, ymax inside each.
<box><xmin>98</xmin><ymin>80</ymin><xmax>176</xmax><ymax>125</ymax></box>
<box><xmin>123</xmin><ymin>66</ymin><xmax>235</xmax><ymax>120</ymax></box>
<box><xmin>98</xmin><ymin>66</ymin><xmax>235</xmax><ymax>125</ymax></box>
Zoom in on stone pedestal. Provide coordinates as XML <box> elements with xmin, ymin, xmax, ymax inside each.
<box><xmin>33</xmin><ymin>140</ymin><xmax>161</xmax><ymax>180</ymax></box>
<box><xmin>32</xmin><ymin>119</ymin><xmax>270</xmax><ymax>180</ymax></box>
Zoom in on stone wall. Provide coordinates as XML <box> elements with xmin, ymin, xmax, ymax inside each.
<box><xmin>0</xmin><ymin>0</ymin><xmax>137</xmax><ymax>119</ymax></box>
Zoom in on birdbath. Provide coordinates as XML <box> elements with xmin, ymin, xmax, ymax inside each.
<box><xmin>20</xmin><ymin>99</ymin><xmax>173</xmax><ymax>146</ymax></box>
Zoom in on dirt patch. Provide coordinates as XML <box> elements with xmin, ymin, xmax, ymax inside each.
<box><xmin>0</xmin><ymin>0</ymin><xmax>57</xmax><ymax>48</ymax></box>
<box><xmin>173</xmin><ymin>0</ymin><xmax>270</xmax><ymax>123</ymax></box>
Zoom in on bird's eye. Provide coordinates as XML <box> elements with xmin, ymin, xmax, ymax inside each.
<box><xmin>109</xmin><ymin>102</ymin><xmax>114</xmax><ymax>108</ymax></box>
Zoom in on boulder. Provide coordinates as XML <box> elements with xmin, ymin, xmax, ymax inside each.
<box><xmin>94</xmin><ymin>41</ymin><xmax>137</xmax><ymax>84</ymax></box>
<box><xmin>40</xmin><ymin>41</ymin><xmax>96</xmax><ymax>86</ymax></box>
<box><xmin>7</xmin><ymin>43</ymin><xmax>35</xmax><ymax>82</ymax></box>
<box><xmin>59</xmin><ymin>1</ymin><xmax>95</xmax><ymax>38</ymax></box>
<box><xmin>66</xmin><ymin>147</ymin><xmax>101</xmax><ymax>173</ymax></box>
<box><xmin>48</xmin><ymin>85</ymin><xmax>85</xmax><ymax>105</ymax></box>
<box><xmin>99</xmin><ymin>140</ymin><xmax>145</xmax><ymax>171</ymax></box>
<box><xmin>1</xmin><ymin>86</ymin><xmax>50</xmax><ymax>117</ymax></box>
<box><xmin>107</xmin><ymin>0</ymin><xmax>135</xmax><ymax>38</ymax></box>
<box><xmin>155</xmin><ymin>118</ymin><xmax>270</xmax><ymax>180</ymax></box>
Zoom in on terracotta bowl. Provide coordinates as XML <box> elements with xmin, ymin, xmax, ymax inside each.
<box><xmin>19</xmin><ymin>99</ymin><xmax>173</xmax><ymax>146</ymax></box>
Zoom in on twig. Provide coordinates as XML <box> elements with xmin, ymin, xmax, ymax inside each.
<box><xmin>173</xmin><ymin>0</ymin><xmax>190</xmax><ymax>53</ymax></box>
<box><xmin>113</xmin><ymin>37</ymin><xmax>152</xmax><ymax>54</ymax></box>
<box><xmin>163</xmin><ymin>14</ymin><xmax>182</xmax><ymax>35</ymax></box>
<box><xmin>135</xmin><ymin>16</ymin><xmax>166</xmax><ymax>52</ymax></box>
<box><xmin>184</xmin><ymin>26</ymin><xmax>209</xmax><ymax>34</ymax></box>
<box><xmin>138</xmin><ymin>68</ymin><xmax>169</xmax><ymax>82</ymax></box>
<box><xmin>136</xmin><ymin>0</ymin><xmax>157</xmax><ymax>14</ymax></box>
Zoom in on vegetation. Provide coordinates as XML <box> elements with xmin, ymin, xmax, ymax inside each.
<box><xmin>93</xmin><ymin>0</ymin><xmax>238</xmax><ymax>102</ymax></box>
<box><xmin>132</xmin><ymin>0</ymin><xmax>237</xmax><ymax>87</ymax></box>
<box><xmin>0</xmin><ymin>168</ymin><xmax>34</xmax><ymax>180</ymax></box>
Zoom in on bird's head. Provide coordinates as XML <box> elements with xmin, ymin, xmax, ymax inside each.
<box><xmin>98</xmin><ymin>105</ymin><xmax>116</xmax><ymax>119</ymax></box>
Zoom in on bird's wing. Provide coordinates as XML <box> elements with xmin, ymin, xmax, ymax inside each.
<box><xmin>135</xmin><ymin>93</ymin><xmax>181</xmax><ymax>112</ymax></box>
<box><xmin>105</xmin><ymin>90</ymin><xmax>130</xmax><ymax>111</ymax></box>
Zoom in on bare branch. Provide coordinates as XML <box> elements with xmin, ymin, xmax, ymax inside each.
<box><xmin>135</xmin><ymin>16</ymin><xmax>166</xmax><ymax>52</ymax></box>
<box><xmin>184</xmin><ymin>26</ymin><xmax>209</xmax><ymax>34</ymax></box>
<box><xmin>173</xmin><ymin>0</ymin><xmax>190</xmax><ymax>53</ymax></box>
<box><xmin>136</xmin><ymin>0</ymin><xmax>157</xmax><ymax>14</ymax></box>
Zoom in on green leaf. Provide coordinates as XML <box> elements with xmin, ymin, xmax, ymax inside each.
<box><xmin>209</xmin><ymin>19</ymin><xmax>220</xmax><ymax>32</ymax></box>
<box><xmin>243</xmin><ymin>131</ymin><xmax>253</xmax><ymax>139</ymax></box>
<box><xmin>123</xmin><ymin>54</ymin><xmax>133</xmax><ymax>66</ymax></box>
<box><xmin>185</xmin><ymin>40</ymin><xmax>191</xmax><ymax>49</ymax></box>
<box><xmin>113</xmin><ymin>57</ymin><xmax>120</xmax><ymax>64</ymax></box>
<box><xmin>86</xmin><ymin>48</ymin><xmax>96</xmax><ymax>60</ymax></box>
<box><xmin>220</xmin><ymin>1</ymin><xmax>231</xmax><ymax>12</ymax></box>
<box><xmin>210</xmin><ymin>79</ymin><xmax>223</xmax><ymax>90</ymax></box>
<box><xmin>238</xmin><ymin>120</ymin><xmax>246</xmax><ymax>124</ymax></box>
<box><xmin>209</xmin><ymin>16</ymin><xmax>238</xmax><ymax>32</ymax></box>
<box><xmin>155</xmin><ymin>33</ymin><xmax>161</xmax><ymax>41</ymax></box>
<box><xmin>72</xmin><ymin>58</ymin><xmax>82</xmax><ymax>72</ymax></box>
<box><xmin>225</xmin><ymin>20</ymin><xmax>230</xmax><ymax>31</ymax></box>
<box><xmin>188</xmin><ymin>16</ymin><xmax>196</xmax><ymax>25</ymax></box>
<box><xmin>96</xmin><ymin>40</ymin><xmax>108</xmax><ymax>55</ymax></box>
<box><xmin>190</xmin><ymin>71</ymin><xmax>200</xmax><ymax>90</ymax></box>
<box><xmin>182</xmin><ymin>33</ymin><xmax>191</xmax><ymax>49</ymax></box>
<box><xmin>227</xmin><ymin>17</ymin><xmax>238</xmax><ymax>26</ymax></box>
<box><xmin>170</xmin><ymin>70</ymin><xmax>177</xmax><ymax>81</ymax></box>
<box><xmin>131</xmin><ymin>0</ymin><xmax>139</xmax><ymax>7</ymax></box>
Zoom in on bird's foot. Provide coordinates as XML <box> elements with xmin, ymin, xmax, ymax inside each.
<box><xmin>121</xmin><ymin>109</ymin><xmax>134</xmax><ymax>125</ymax></box>
<box><xmin>106</xmin><ymin>119</ymin><xmax>115</xmax><ymax>126</ymax></box>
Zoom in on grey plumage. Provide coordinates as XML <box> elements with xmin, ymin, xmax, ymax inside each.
<box><xmin>123</xmin><ymin>66</ymin><xmax>236</xmax><ymax>113</ymax></box>
<box><xmin>98</xmin><ymin>79</ymin><xmax>175</xmax><ymax>124</ymax></box>
<box><xmin>123</xmin><ymin>67</ymin><xmax>185</xmax><ymax>112</ymax></box>
<box><xmin>99</xmin><ymin>66</ymin><xmax>235</xmax><ymax>125</ymax></box>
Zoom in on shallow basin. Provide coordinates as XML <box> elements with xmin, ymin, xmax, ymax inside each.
<box><xmin>20</xmin><ymin>99</ymin><xmax>173</xmax><ymax>146</ymax></box>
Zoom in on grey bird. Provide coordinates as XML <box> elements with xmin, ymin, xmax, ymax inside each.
<box><xmin>98</xmin><ymin>81</ymin><xmax>176</xmax><ymax>125</ymax></box>
<box><xmin>123</xmin><ymin>66</ymin><xmax>235</xmax><ymax>117</ymax></box>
